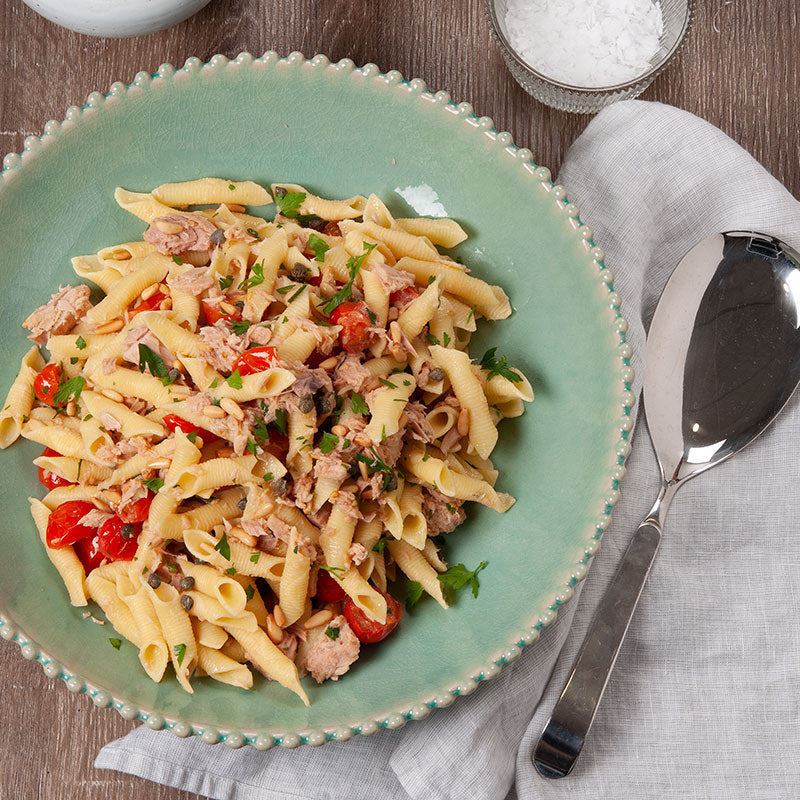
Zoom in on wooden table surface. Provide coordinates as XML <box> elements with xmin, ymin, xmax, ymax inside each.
<box><xmin>1</xmin><ymin>0</ymin><xmax>798</xmax><ymax>797</ymax></box>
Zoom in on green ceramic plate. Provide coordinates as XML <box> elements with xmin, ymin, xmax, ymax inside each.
<box><xmin>0</xmin><ymin>52</ymin><xmax>632</xmax><ymax>748</ymax></box>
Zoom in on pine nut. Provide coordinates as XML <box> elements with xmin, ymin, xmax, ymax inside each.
<box><xmin>318</xmin><ymin>356</ymin><xmax>338</xmax><ymax>370</ymax></box>
<box><xmin>25</xmin><ymin>419</ymin><xmax>44</xmax><ymax>431</ymax></box>
<box><xmin>330</xmin><ymin>424</ymin><xmax>347</xmax><ymax>437</ymax></box>
<box><xmin>92</xmin><ymin>498</ymin><xmax>111</xmax><ymax>512</ymax></box>
<box><xmin>266</xmin><ymin>615</ymin><xmax>284</xmax><ymax>645</ymax></box>
<box><xmin>219</xmin><ymin>301</ymin><xmax>238</xmax><ymax>315</ymax></box>
<box><xmin>228</xmin><ymin>525</ymin><xmax>257</xmax><ymax>547</ymax></box>
<box><xmin>227</xmin><ymin>203</ymin><xmax>246</xmax><ymax>214</ymax></box>
<box><xmin>457</xmin><ymin>407</ymin><xmax>470</xmax><ymax>437</ymax></box>
<box><xmin>202</xmin><ymin>405</ymin><xmax>226</xmax><ymax>419</ymax></box>
<box><xmin>95</xmin><ymin>319</ymin><xmax>124</xmax><ymax>334</ymax></box>
<box><xmin>216</xmin><ymin>446</ymin><xmax>235</xmax><ymax>458</ymax></box>
<box><xmin>140</xmin><ymin>283</ymin><xmax>160</xmax><ymax>301</ymax></box>
<box><xmin>303</xmin><ymin>609</ymin><xmax>334</xmax><ymax>630</ymax></box>
<box><xmin>358</xmin><ymin>460</ymin><xmax>368</xmax><ymax>480</ymax></box>
<box><xmin>273</xmin><ymin>604</ymin><xmax>286</xmax><ymax>628</ymax></box>
<box><xmin>101</xmin><ymin>489</ymin><xmax>122</xmax><ymax>506</ymax></box>
<box><xmin>159</xmin><ymin>298</ymin><xmax>173</xmax><ymax>311</ymax></box>
<box><xmin>158</xmin><ymin>283</ymin><xmax>170</xmax><ymax>294</ymax></box>
<box><xmin>65</xmin><ymin>400</ymin><xmax>77</xmax><ymax>417</ymax></box>
<box><xmin>147</xmin><ymin>458</ymin><xmax>170</xmax><ymax>469</ymax></box>
<box><xmin>101</xmin><ymin>388</ymin><xmax>124</xmax><ymax>402</ymax></box>
<box><xmin>154</xmin><ymin>220</ymin><xmax>184</xmax><ymax>235</ymax></box>
<box><xmin>112</xmin><ymin>249</ymin><xmax>132</xmax><ymax>261</ymax></box>
<box><xmin>220</xmin><ymin>398</ymin><xmax>244</xmax><ymax>420</ymax></box>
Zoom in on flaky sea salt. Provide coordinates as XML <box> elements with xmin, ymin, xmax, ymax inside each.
<box><xmin>504</xmin><ymin>0</ymin><xmax>664</xmax><ymax>88</ymax></box>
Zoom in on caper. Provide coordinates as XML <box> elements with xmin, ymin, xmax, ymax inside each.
<box><xmin>237</xmin><ymin>497</ymin><xmax>248</xmax><ymax>511</ymax></box>
<box><xmin>272</xmin><ymin>477</ymin><xmax>288</xmax><ymax>496</ymax></box>
<box><xmin>384</xmin><ymin>474</ymin><xmax>398</xmax><ymax>492</ymax></box>
<box><xmin>120</xmin><ymin>523</ymin><xmax>135</xmax><ymax>539</ymax></box>
<box><xmin>180</xmin><ymin>594</ymin><xmax>194</xmax><ymax>611</ymax></box>
<box><xmin>316</xmin><ymin>394</ymin><xmax>334</xmax><ymax>415</ymax></box>
<box><xmin>234</xmin><ymin>300</ymin><xmax>245</xmax><ymax>310</ymax></box>
<box><xmin>167</xmin><ymin>368</ymin><xmax>181</xmax><ymax>382</ymax></box>
<box><xmin>274</xmin><ymin>186</ymin><xmax>287</xmax><ymax>199</ymax></box>
<box><xmin>147</xmin><ymin>572</ymin><xmax>162</xmax><ymax>589</ymax></box>
<box><xmin>297</xmin><ymin>395</ymin><xmax>315</xmax><ymax>414</ymax></box>
<box><xmin>429</xmin><ymin>367</ymin><xmax>446</xmax><ymax>382</ymax></box>
<box><xmin>178</xmin><ymin>576</ymin><xmax>195</xmax><ymax>591</ymax></box>
<box><xmin>289</xmin><ymin>263</ymin><xmax>309</xmax><ymax>280</ymax></box>
<box><xmin>210</xmin><ymin>228</ymin><xmax>226</xmax><ymax>245</ymax></box>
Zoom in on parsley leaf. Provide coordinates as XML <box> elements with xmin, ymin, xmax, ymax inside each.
<box><xmin>274</xmin><ymin>189</ymin><xmax>306</xmax><ymax>219</ymax></box>
<box><xmin>239</xmin><ymin>262</ymin><xmax>265</xmax><ymax>290</ymax></box>
<box><xmin>324</xmin><ymin>625</ymin><xmax>340</xmax><ymax>640</ymax></box>
<box><xmin>437</xmin><ymin>561</ymin><xmax>488</xmax><ymax>599</ymax></box>
<box><xmin>479</xmin><ymin>348</ymin><xmax>522</xmax><ymax>383</ymax></box>
<box><xmin>247</xmin><ymin>227</ymin><xmax>262</xmax><ymax>241</ymax></box>
<box><xmin>406</xmin><ymin>580</ymin><xmax>424</xmax><ymax>611</ymax></box>
<box><xmin>209</xmin><ymin>377</ymin><xmax>218</xmax><ymax>388</ymax></box>
<box><xmin>174</xmin><ymin>643</ymin><xmax>187</xmax><ymax>666</ymax></box>
<box><xmin>245</xmin><ymin>437</ymin><xmax>258</xmax><ymax>456</ymax></box>
<box><xmin>231</xmin><ymin>320</ymin><xmax>252</xmax><ymax>335</ymax></box>
<box><xmin>318</xmin><ymin>432</ymin><xmax>339</xmax><ymax>454</ymax></box>
<box><xmin>307</xmin><ymin>233</ymin><xmax>329</xmax><ymax>262</ymax></box>
<box><xmin>53</xmin><ymin>375</ymin><xmax>85</xmax><ymax>406</ymax></box>
<box><xmin>372</xmin><ymin>538</ymin><xmax>388</xmax><ymax>554</ymax></box>
<box><xmin>75</xmin><ymin>335</ymin><xmax>87</xmax><ymax>350</ymax></box>
<box><xmin>142</xmin><ymin>477</ymin><xmax>164</xmax><ymax>492</ymax></box>
<box><xmin>350</xmin><ymin>392</ymin><xmax>369</xmax><ymax>415</ymax></box>
<box><xmin>186</xmin><ymin>431</ymin><xmax>198</xmax><ymax>444</ymax></box>
<box><xmin>214</xmin><ymin>532</ymin><xmax>231</xmax><ymax>560</ymax></box>
<box><xmin>224</xmin><ymin>567</ymin><xmax>237</xmax><ymax>575</ymax></box>
<box><xmin>318</xmin><ymin>564</ymin><xmax>345</xmax><ymax>575</ymax></box>
<box><xmin>274</xmin><ymin>408</ymin><xmax>288</xmax><ymax>435</ymax></box>
<box><xmin>245</xmin><ymin>584</ymin><xmax>255</xmax><ymax>601</ymax></box>
<box><xmin>426</xmin><ymin>333</ymin><xmax>440</xmax><ymax>346</ymax></box>
<box><xmin>467</xmin><ymin>305</ymin><xmax>476</xmax><ymax>323</ymax></box>
<box><xmin>218</xmin><ymin>275</ymin><xmax>234</xmax><ymax>291</ymax></box>
<box><xmin>137</xmin><ymin>343</ymin><xmax>176</xmax><ymax>385</ymax></box>
<box><xmin>253</xmin><ymin>418</ymin><xmax>270</xmax><ymax>443</ymax></box>
<box><xmin>70</xmin><ymin>356</ymin><xmax>79</xmax><ymax>365</ymax></box>
<box><xmin>378</xmin><ymin>377</ymin><xmax>397</xmax><ymax>389</ymax></box>
<box><xmin>249</xmin><ymin>552</ymin><xmax>261</xmax><ymax>565</ymax></box>
<box><xmin>109</xmin><ymin>638</ymin><xmax>121</xmax><ymax>650</ymax></box>
<box><xmin>228</xmin><ymin>183</ymin><xmax>236</xmax><ymax>190</ymax></box>
<box><xmin>172</xmin><ymin>255</ymin><xmax>183</xmax><ymax>265</ymax></box>
<box><xmin>287</xmin><ymin>284</ymin><xmax>307</xmax><ymax>304</ymax></box>
<box><xmin>320</xmin><ymin>242</ymin><xmax>377</xmax><ymax>316</ymax></box>
<box><xmin>226</xmin><ymin>370</ymin><xmax>243</xmax><ymax>389</ymax></box>
<box><xmin>442</xmin><ymin>331</ymin><xmax>451</xmax><ymax>347</ymax></box>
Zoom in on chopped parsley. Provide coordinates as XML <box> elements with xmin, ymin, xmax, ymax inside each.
<box><xmin>76</xmin><ymin>459</ymin><xmax>83</xmax><ymax>480</ymax></box>
<box><xmin>324</xmin><ymin>625</ymin><xmax>340</xmax><ymax>640</ymax></box>
<box><xmin>70</xmin><ymin>357</ymin><xmax>79</xmax><ymax>365</ymax></box>
<box><xmin>372</xmin><ymin>538</ymin><xmax>388</xmax><ymax>554</ymax></box>
<box><xmin>75</xmin><ymin>335</ymin><xmax>87</xmax><ymax>350</ymax></box>
<box><xmin>262</xmin><ymin>472</ymin><xmax>274</xmax><ymax>482</ymax></box>
<box><xmin>166</xmin><ymin>563</ymin><xmax>178</xmax><ymax>573</ymax></box>
<box><xmin>467</xmin><ymin>305</ymin><xmax>476</xmax><ymax>324</ymax></box>
<box><xmin>274</xmin><ymin>189</ymin><xmax>306</xmax><ymax>219</ymax></box>
<box><xmin>437</xmin><ymin>561</ymin><xmax>488</xmax><ymax>598</ymax></box>
<box><xmin>276</xmin><ymin>285</ymin><xmax>293</xmax><ymax>295</ymax></box>
<box><xmin>231</xmin><ymin>320</ymin><xmax>252</xmax><ymax>335</ymax></box>
<box><xmin>426</xmin><ymin>333</ymin><xmax>440</xmax><ymax>346</ymax></box>
<box><xmin>214</xmin><ymin>532</ymin><xmax>231</xmax><ymax>560</ymax></box>
<box><xmin>381</xmin><ymin>424</ymin><xmax>387</xmax><ymax>441</ymax></box>
<box><xmin>218</xmin><ymin>275</ymin><xmax>234</xmax><ymax>291</ymax></box>
<box><xmin>406</xmin><ymin>580</ymin><xmax>424</xmax><ymax>611</ymax></box>
<box><xmin>239</xmin><ymin>262</ymin><xmax>265</xmax><ymax>290</ymax></box>
<box><xmin>137</xmin><ymin>344</ymin><xmax>176</xmax><ymax>385</ymax></box>
<box><xmin>186</xmin><ymin>431</ymin><xmax>198</xmax><ymax>444</ymax></box>
<box><xmin>228</xmin><ymin>183</ymin><xmax>236</xmax><ymax>190</ymax></box>
<box><xmin>318</xmin><ymin>564</ymin><xmax>345</xmax><ymax>575</ymax></box>
<box><xmin>366</xmin><ymin>307</ymin><xmax>377</xmax><ymax>325</ymax></box>
<box><xmin>253</xmin><ymin>418</ymin><xmax>270</xmax><ymax>443</ymax></box>
<box><xmin>249</xmin><ymin>552</ymin><xmax>260</xmax><ymax>564</ymax></box>
<box><xmin>307</xmin><ymin>233</ymin><xmax>329</xmax><ymax>262</ymax></box>
<box><xmin>224</xmin><ymin>567</ymin><xmax>237</xmax><ymax>575</ymax></box>
<box><xmin>318</xmin><ymin>431</ymin><xmax>339</xmax><ymax>454</ymax></box>
<box><xmin>209</xmin><ymin>377</ymin><xmax>218</xmax><ymax>388</ymax></box>
<box><xmin>245</xmin><ymin>584</ymin><xmax>255</xmax><ymax>601</ymax></box>
<box><xmin>174</xmin><ymin>643</ymin><xmax>187</xmax><ymax>666</ymax></box>
<box><xmin>287</xmin><ymin>284</ymin><xmax>307</xmax><ymax>304</ymax></box>
<box><xmin>52</xmin><ymin>375</ymin><xmax>85</xmax><ymax>406</ymax></box>
<box><xmin>273</xmin><ymin>408</ymin><xmax>288</xmax><ymax>435</ymax></box>
<box><xmin>422</xmin><ymin>453</ymin><xmax>430</xmax><ymax>462</ymax></box>
<box><xmin>107</xmin><ymin>638</ymin><xmax>122</xmax><ymax>650</ymax></box>
<box><xmin>350</xmin><ymin>392</ymin><xmax>369</xmax><ymax>415</ymax></box>
<box><xmin>479</xmin><ymin>348</ymin><xmax>522</xmax><ymax>383</ymax></box>
<box><xmin>293</xmin><ymin>544</ymin><xmax>299</xmax><ymax>553</ymax></box>
<box><xmin>172</xmin><ymin>255</ymin><xmax>183</xmax><ymax>265</ymax></box>
<box><xmin>142</xmin><ymin>477</ymin><xmax>164</xmax><ymax>492</ymax></box>
<box><xmin>245</xmin><ymin>438</ymin><xmax>258</xmax><ymax>456</ymax></box>
<box><xmin>427</xmin><ymin>274</ymin><xmax>436</xmax><ymax>284</ymax></box>
<box><xmin>442</xmin><ymin>332</ymin><xmax>451</xmax><ymax>347</ymax></box>
<box><xmin>378</xmin><ymin>377</ymin><xmax>397</xmax><ymax>389</ymax></box>
<box><xmin>247</xmin><ymin>227</ymin><xmax>262</xmax><ymax>240</ymax></box>
<box><xmin>320</xmin><ymin>242</ymin><xmax>377</xmax><ymax>316</ymax></box>
<box><xmin>226</xmin><ymin>370</ymin><xmax>243</xmax><ymax>389</ymax></box>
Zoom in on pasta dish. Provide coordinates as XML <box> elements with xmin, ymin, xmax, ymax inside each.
<box><xmin>0</xmin><ymin>178</ymin><xmax>532</xmax><ymax>703</ymax></box>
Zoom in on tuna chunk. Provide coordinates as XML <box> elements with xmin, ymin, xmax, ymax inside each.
<box><xmin>303</xmin><ymin>615</ymin><xmax>360</xmax><ymax>683</ymax></box>
<box><xmin>78</xmin><ymin>509</ymin><xmax>113</xmax><ymax>528</ymax></box>
<box><xmin>121</xmin><ymin>327</ymin><xmax>176</xmax><ymax>370</ymax></box>
<box><xmin>372</xmin><ymin>263</ymin><xmax>416</xmax><ymax>296</ymax></box>
<box><xmin>168</xmin><ymin>267</ymin><xmax>215</xmax><ymax>296</ymax></box>
<box><xmin>198</xmin><ymin>323</ymin><xmax>246</xmax><ymax>373</ymax></box>
<box><xmin>423</xmin><ymin>489</ymin><xmax>465</xmax><ymax>535</ymax></box>
<box><xmin>313</xmin><ymin>453</ymin><xmax>349</xmax><ymax>484</ymax></box>
<box><xmin>289</xmin><ymin>366</ymin><xmax>333</xmax><ymax>398</ymax></box>
<box><xmin>144</xmin><ymin>213</ymin><xmax>217</xmax><ymax>255</ymax></box>
<box><xmin>333</xmin><ymin>354</ymin><xmax>373</xmax><ymax>394</ymax></box>
<box><xmin>349</xmin><ymin>542</ymin><xmax>368</xmax><ymax>567</ymax></box>
<box><xmin>23</xmin><ymin>285</ymin><xmax>92</xmax><ymax>344</ymax></box>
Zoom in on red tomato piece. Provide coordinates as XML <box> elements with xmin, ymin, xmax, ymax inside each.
<box><xmin>129</xmin><ymin>291</ymin><xmax>167</xmax><ymax>318</ymax></box>
<box><xmin>162</xmin><ymin>413</ymin><xmax>220</xmax><ymax>445</ymax></box>
<box><xmin>117</xmin><ymin>492</ymin><xmax>153</xmax><ymax>524</ymax></box>
<box><xmin>201</xmin><ymin>299</ymin><xmax>241</xmax><ymax>326</ymax></box>
<box><xmin>73</xmin><ymin>534</ymin><xmax>106</xmax><ymax>574</ymax></box>
<box><xmin>98</xmin><ymin>516</ymin><xmax>140</xmax><ymax>561</ymax></box>
<box><xmin>329</xmin><ymin>301</ymin><xmax>372</xmax><ymax>353</ymax></box>
<box><xmin>343</xmin><ymin>589</ymin><xmax>402</xmax><ymax>644</ymax></box>
<box><xmin>37</xmin><ymin>447</ymin><xmax>75</xmax><ymax>490</ymax></box>
<box><xmin>232</xmin><ymin>346</ymin><xmax>279</xmax><ymax>376</ymax></box>
<box><xmin>389</xmin><ymin>286</ymin><xmax>420</xmax><ymax>310</ymax></box>
<box><xmin>33</xmin><ymin>363</ymin><xmax>64</xmax><ymax>407</ymax></box>
<box><xmin>322</xmin><ymin>221</ymin><xmax>341</xmax><ymax>237</ymax></box>
<box><xmin>315</xmin><ymin>569</ymin><xmax>346</xmax><ymax>603</ymax></box>
<box><xmin>45</xmin><ymin>500</ymin><xmax>99</xmax><ymax>549</ymax></box>
<box><xmin>307</xmin><ymin>274</ymin><xmax>322</xmax><ymax>286</ymax></box>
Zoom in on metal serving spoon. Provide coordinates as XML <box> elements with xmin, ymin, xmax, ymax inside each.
<box><xmin>533</xmin><ymin>231</ymin><xmax>800</xmax><ymax>779</ymax></box>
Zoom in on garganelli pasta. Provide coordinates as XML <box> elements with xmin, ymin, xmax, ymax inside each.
<box><xmin>2</xmin><ymin>178</ymin><xmax>532</xmax><ymax>702</ymax></box>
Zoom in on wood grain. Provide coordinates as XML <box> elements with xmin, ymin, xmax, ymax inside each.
<box><xmin>0</xmin><ymin>0</ymin><xmax>798</xmax><ymax>797</ymax></box>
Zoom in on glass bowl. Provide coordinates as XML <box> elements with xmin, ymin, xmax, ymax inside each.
<box><xmin>484</xmin><ymin>0</ymin><xmax>694</xmax><ymax>114</ymax></box>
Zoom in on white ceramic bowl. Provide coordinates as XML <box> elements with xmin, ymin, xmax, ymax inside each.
<box><xmin>21</xmin><ymin>0</ymin><xmax>212</xmax><ymax>37</ymax></box>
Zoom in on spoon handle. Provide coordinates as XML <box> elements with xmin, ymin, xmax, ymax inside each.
<box><xmin>533</xmin><ymin>519</ymin><xmax>661</xmax><ymax>779</ymax></box>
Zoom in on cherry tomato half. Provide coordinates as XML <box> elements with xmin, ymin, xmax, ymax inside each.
<box><xmin>45</xmin><ymin>500</ymin><xmax>99</xmax><ymax>549</ymax></box>
<box><xmin>343</xmin><ymin>589</ymin><xmax>402</xmax><ymax>644</ymax></box>
<box><xmin>201</xmin><ymin>299</ymin><xmax>241</xmax><ymax>326</ymax></box>
<box><xmin>33</xmin><ymin>363</ymin><xmax>64</xmax><ymax>407</ymax></box>
<box><xmin>117</xmin><ymin>492</ymin><xmax>153</xmax><ymax>524</ymax></box>
<box><xmin>37</xmin><ymin>447</ymin><xmax>75</xmax><ymax>491</ymax></box>
<box><xmin>73</xmin><ymin>534</ymin><xmax>105</xmax><ymax>574</ymax></box>
<box><xmin>162</xmin><ymin>414</ymin><xmax>220</xmax><ymax>445</ymax></box>
<box><xmin>315</xmin><ymin>569</ymin><xmax>346</xmax><ymax>603</ymax></box>
<box><xmin>232</xmin><ymin>346</ymin><xmax>278</xmax><ymax>377</ymax></box>
<box><xmin>329</xmin><ymin>301</ymin><xmax>372</xmax><ymax>353</ymax></box>
<box><xmin>130</xmin><ymin>291</ymin><xmax>167</xmax><ymax>318</ymax></box>
<box><xmin>389</xmin><ymin>286</ymin><xmax>420</xmax><ymax>310</ymax></box>
<box><xmin>98</xmin><ymin>516</ymin><xmax>140</xmax><ymax>561</ymax></box>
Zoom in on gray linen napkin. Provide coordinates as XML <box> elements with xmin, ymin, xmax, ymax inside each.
<box><xmin>96</xmin><ymin>100</ymin><xmax>800</xmax><ymax>799</ymax></box>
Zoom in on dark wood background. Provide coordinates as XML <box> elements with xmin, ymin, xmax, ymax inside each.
<box><xmin>1</xmin><ymin>0</ymin><xmax>798</xmax><ymax>797</ymax></box>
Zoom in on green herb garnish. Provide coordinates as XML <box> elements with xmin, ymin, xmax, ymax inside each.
<box><xmin>109</xmin><ymin>638</ymin><xmax>122</xmax><ymax>650</ymax></box>
<box><xmin>274</xmin><ymin>189</ymin><xmax>306</xmax><ymax>219</ymax></box>
<box><xmin>174</xmin><ymin>643</ymin><xmax>187</xmax><ymax>666</ymax></box>
<box><xmin>137</xmin><ymin>343</ymin><xmax>175</xmax><ymax>385</ymax></box>
<box><xmin>75</xmin><ymin>335</ymin><xmax>87</xmax><ymax>350</ymax></box>
<box><xmin>249</xmin><ymin>552</ymin><xmax>260</xmax><ymax>564</ymax></box>
<box><xmin>437</xmin><ymin>561</ymin><xmax>488</xmax><ymax>598</ymax></box>
<box><xmin>406</xmin><ymin>580</ymin><xmax>424</xmax><ymax>611</ymax></box>
<box><xmin>239</xmin><ymin>262</ymin><xmax>265</xmax><ymax>290</ymax></box>
<box><xmin>378</xmin><ymin>377</ymin><xmax>397</xmax><ymax>389</ymax></box>
<box><xmin>350</xmin><ymin>392</ymin><xmax>369</xmax><ymax>415</ymax></box>
<box><xmin>231</xmin><ymin>320</ymin><xmax>252</xmax><ymax>335</ymax></box>
<box><xmin>53</xmin><ymin>375</ymin><xmax>85</xmax><ymax>406</ymax></box>
<box><xmin>218</xmin><ymin>275</ymin><xmax>234</xmax><ymax>291</ymax></box>
<box><xmin>142</xmin><ymin>477</ymin><xmax>164</xmax><ymax>492</ymax></box>
<box><xmin>214</xmin><ymin>532</ymin><xmax>231</xmax><ymax>560</ymax></box>
<box><xmin>479</xmin><ymin>348</ymin><xmax>522</xmax><ymax>383</ymax></box>
<box><xmin>320</xmin><ymin>242</ymin><xmax>377</xmax><ymax>315</ymax></box>
<box><xmin>226</xmin><ymin>370</ymin><xmax>243</xmax><ymax>390</ymax></box>
<box><xmin>172</xmin><ymin>255</ymin><xmax>183</xmax><ymax>265</ymax></box>
<box><xmin>274</xmin><ymin>408</ymin><xmax>288</xmax><ymax>435</ymax></box>
<box><xmin>324</xmin><ymin>625</ymin><xmax>340</xmax><ymax>640</ymax></box>
<box><xmin>307</xmin><ymin>233</ymin><xmax>329</xmax><ymax>262</ymax></box>
<box><xmin>318</xmin><ymin>432</ymin><xmax>339</xmax><ymax>454</ymax></box>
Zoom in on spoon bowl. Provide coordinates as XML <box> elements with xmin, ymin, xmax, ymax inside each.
<box><xmin>533</xmin><ymin>231</ymin><xmax>800</xmax><ymax>779</ymax></box>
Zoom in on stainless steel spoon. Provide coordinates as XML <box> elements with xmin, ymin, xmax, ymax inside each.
<box><xmin>533</xmin><ymin>231</ymin><xmax>800</xmax><ymax>779</ymax></box>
